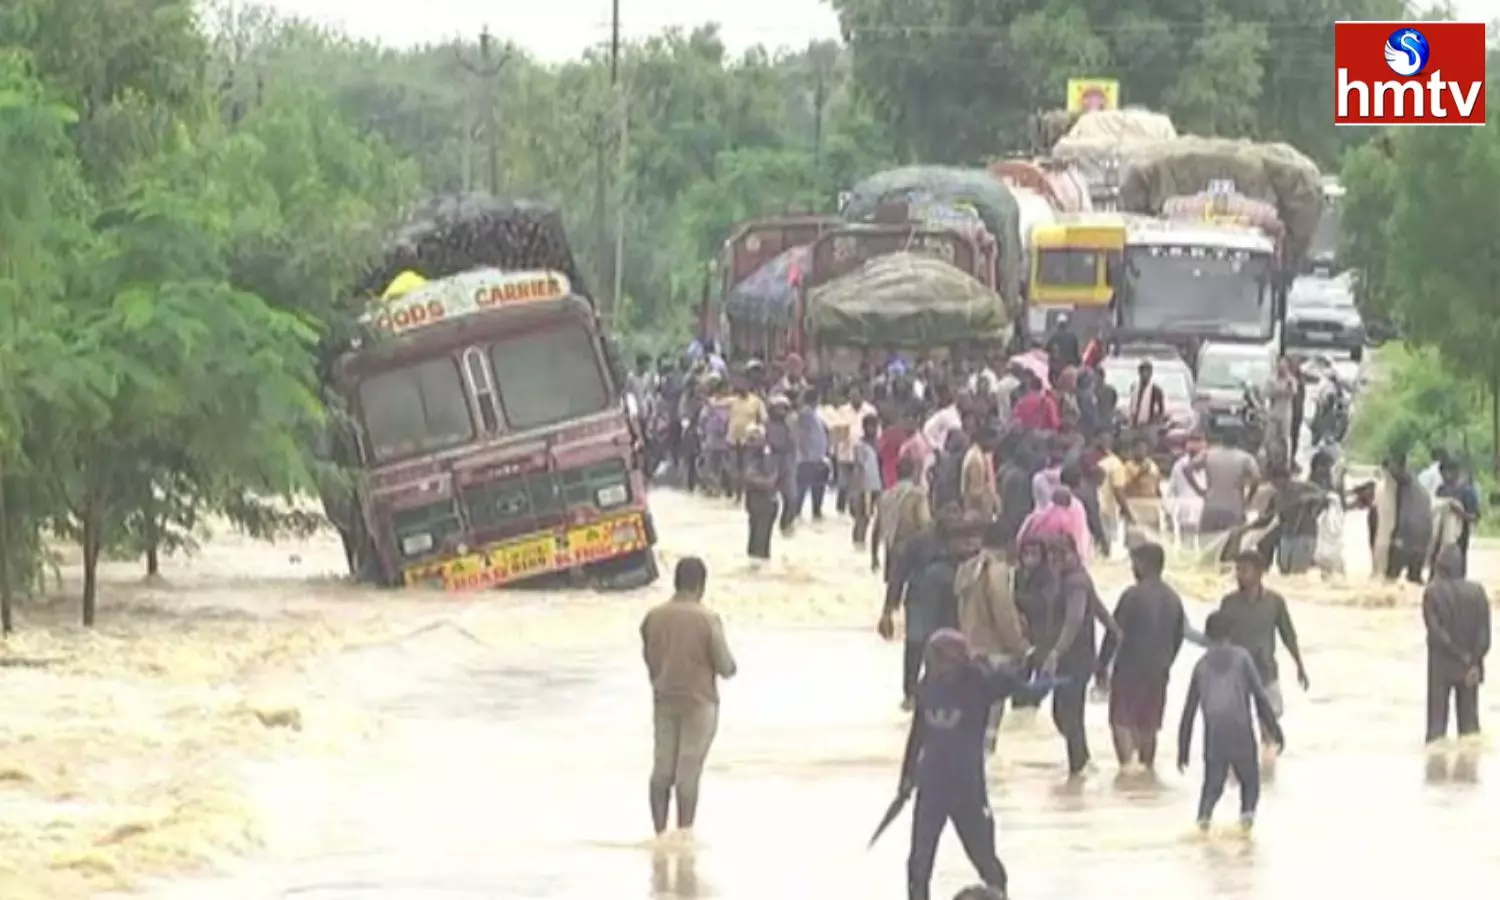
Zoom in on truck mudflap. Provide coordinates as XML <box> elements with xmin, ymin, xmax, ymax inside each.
<box><xmin>402</xmin><ymin>510</ymin><xmax>652</xmax><ymax>591</ymax></box>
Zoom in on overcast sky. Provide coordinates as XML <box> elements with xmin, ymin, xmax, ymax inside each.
<box><xmin>262</xmin><ymin>0</ymin><xmax>1495</xmax><ymax>62</ymax></box>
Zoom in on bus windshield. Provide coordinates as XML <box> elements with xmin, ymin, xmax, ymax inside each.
<box><xmin>489</xmin><ymin>322</ymin><xmax>612</xmax><ymax>431</ymax></box>
<box><xmin>358</xmin><ymin>357</ymin><xmax>475</xmax><ymax>462</ymax></box>
<box><xmin>1121</xmin><ymin>245</ymin><xmax>1273</xmax><ymax>338</ymax></box>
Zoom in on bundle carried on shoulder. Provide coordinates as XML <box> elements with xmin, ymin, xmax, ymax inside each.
<box><xmin>1118</xmin><ymin>137</ymin><xmax>1323</xmax><ymax>264</ymax></box>
<box><xmin>805</xmin><ymin>251</ymin><xmax>1010</xmax><ymax>348</ymax></box>
<box><xmin>723</xmin><ymin>245</ymin><xmax>807</xmax><ymax>326</ymax></box>
<box><xmin>355</xmin><ymin>193</ymin><xmax>588</xmax><ymax>299</ymax></box>
<box><xmin>841</xmin><ymin>166</ymin><xmax>1022</xmax><ymax>309</ymax></box>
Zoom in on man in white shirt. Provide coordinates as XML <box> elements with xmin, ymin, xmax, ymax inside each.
<box><xmin>826</xmin><ymin>384</ymin><xmax>877</xmax><ymax>513</ymax></box>
<box><xmin>922</xmin><ymin>384</ymin><xmax>962</xmax><ymax>451</ymax></box>
<box><xmin>1417</xmin><ymin>448</ymin><xmax>1448</xmax><ymax>497</ymax></box>
<box><xmin>1127</xmin><ymin>360</ymin><xmax>1165</xmax><ymax>428</ymax></box>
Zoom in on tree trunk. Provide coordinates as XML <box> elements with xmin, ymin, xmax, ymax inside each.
<box><xmin>81</xmin><ymin>508</ymin><xmax>100</xmax><ymax>627</ymax></box>
<box><xmin>143</xmin><ymin>491</ymin><xmax>161</xmax><ymax>577</ymax></box>
<box><xmin>0</xmin><ymin>457</ymin><xmax>13</xmax><ymax>637</ymax></box>
<box><xmin>1491</xmin><ymin>367</ymin><xmax>1499</xmax><ymax>479</ymax></box>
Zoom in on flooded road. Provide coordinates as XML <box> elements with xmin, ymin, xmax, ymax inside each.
<box><xmin>126</xmin><ymin>490</ymin><xmax>1499</xmax><ymax>900</ymax></box>
<box><xmin>4</xmin><ymin>487</ymin><xmax>1497</xmax><ymax>898</ymax></box>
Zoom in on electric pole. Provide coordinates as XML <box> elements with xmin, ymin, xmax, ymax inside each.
<box><xmin>604</xmin><ymin>0</ymin><xmax>625</xmax><ymax>327</ymax></box>
<box><xmin>456</xmin><ymin>28</ymin><xmax>510</xmax><ymax>194</ymax></box>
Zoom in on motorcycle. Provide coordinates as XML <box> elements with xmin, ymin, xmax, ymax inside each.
<box><xmin>1309</xmin><ymin>380</ymin><xmax>1351</xmax><ymax>446</ymax></box>
<box><xmin>1234</xmin><ymin>383</ymin><xmax>1267</xmax><ymax>456</ymax></box>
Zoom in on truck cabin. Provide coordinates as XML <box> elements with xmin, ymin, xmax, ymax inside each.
<box><xmin>336</xmin><ymin>270</ymin><xmax>619</xmax><ymax>470</ymax></box>
<box><xmin>1026</xmin><ymin>217</ymin><xmax>1125</xmax><ymax>340</ymax></box>
<box><xmin>1116</xmin><ymin>223</ymin><xmax>1279</xmax><ymax>350</ymax></box>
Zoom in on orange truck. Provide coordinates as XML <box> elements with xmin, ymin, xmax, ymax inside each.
<box><xmin>334</xmin><ymin>266</ymin><xmax>657</xmax><ymax>592</ymax></box>
<box><xmin>717</xmin><ymin>215</ymin><xmax>840</xmax><ymax>359</ymax></box>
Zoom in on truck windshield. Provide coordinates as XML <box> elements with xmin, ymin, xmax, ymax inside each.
<box><xmin>1037</xmin><ymin>248</ymin><xmax>1101</xmax><ymax>288</ymax></box>
<box><xmin>489</xmin><ymin>322</ymin><xmax>611</xmax><ymax>431</ymax></box>
<box><xmin>358</xmin><ymin>357</ymin><xmax>474</xmax><ymax>462</ymax></box>
<box><xmin>1121</xmin><ymin>246</ymin><xmax>1273</xmax><ymax>338</ymax></box>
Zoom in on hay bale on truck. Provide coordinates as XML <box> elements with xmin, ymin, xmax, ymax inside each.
<box><xmin>355</xmin><ymin>194</ymin><xmax>589</xmax><ymax>298</ymax></box>
<box><xmin>805</xmin><ymin>252</ymin><xmax>1011</xmax><ymax>354</ymax></box>
<box><xmin>841</xmin><ymin>166</ymin><xmax>1023</xmax><ymax>313</ymax></box>
<box><xmin>1118</xmin><ymin>137</ymin><xmax>1323</xmax><ymax>268</ymax></box>
<box><xmin>1052</xmin><ymin>109</ymin><xmax>1178</xmax><ymax>209</ymax></box>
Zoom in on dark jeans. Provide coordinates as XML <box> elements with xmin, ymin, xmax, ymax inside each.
<box><xmin>1198</xmin><ymin>755</ymin><xmax>1260</xmax><ymax>821</ymax></box>
<box><xmin>834</xmin><ymin>461</ymin><xmax>853</xmax><ymax>513</ymax></box>
<box><xmin>680</xmin><ymin>432</ymin><xmax>700</xmax><ymax>492</ymax></box>
<box><xmin>906</xmin><ymin>791</ymin><xmax>1007</xmax><ymax>900</ymax></box>
<box><xmin>1426</xmin><ymin>663</ymin><xmax>1481</xmax><ymax>742</ymax></box>
<box><xmin>794</xmin><ymin>459</ymin><xmax>830</xmax><ymax>520</ymax></box>
<box><xmin>903</xmin><ymin>639</ymin><xmax>925</xmax><ymax>701</ymax></box>
<box><xmin>747</xmin><ymin>494</ymin><xmax>778</xmax><ymax>559</ymax></box>
<box><xmin>1051</xmin><ymin>677</ymin><xmax>1091</xmax><ymax>774</ymax></box>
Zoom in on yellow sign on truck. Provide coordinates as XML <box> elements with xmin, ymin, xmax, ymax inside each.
<box><xmin>1066</xmin><ymin>78</ymin><xmax>1119</xmax><ymax>113</ymax></box>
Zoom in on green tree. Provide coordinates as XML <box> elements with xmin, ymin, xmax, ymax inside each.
<box><xmin>827</xmin><ymin>0</ymin><xmax>1404</xmax><ymax>167</ymax></box>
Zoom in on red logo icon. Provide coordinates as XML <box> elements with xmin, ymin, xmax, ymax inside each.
<box><xmin>1333</xmin><ymin>21</ymin><xmax>1486</xmax><ymax>126</ymax></box>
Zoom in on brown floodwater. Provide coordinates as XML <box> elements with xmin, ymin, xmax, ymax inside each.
<box><xmin>117</xmin><ymin>488</ymin><xmax>1500</xmax><ymax>900</ymax></box>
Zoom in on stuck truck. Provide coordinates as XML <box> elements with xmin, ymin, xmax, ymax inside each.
<box><xmin>332</xmin><ymin>197</ymin><xmax>657</xmax><ymax>592</ymax></box>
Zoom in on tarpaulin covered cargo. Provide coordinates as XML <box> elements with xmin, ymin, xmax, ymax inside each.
<box><xmin>722</xmin><ymin>245</ymin><xmax>807</xmax><ymax>326</ymax></box>
<box><xmin>356</xmin><ymin>194</ymin><xmax>588</xmax><ymax>300</ymax></box>
<box><xmin>1051</xmin><ymin>109</ymin><xmax>1178</xmax><ymax>197</ymax></box>
<box><xmin>1065</xmin><ymin>108</ymin><xmax>1178</xmax><ymax>142</ymax></box>
<box><xmin>804</xmin><ymin>224</ymin><xmax>984</xmax><ymax>292</ymax></box>
<box><xmin>1118</xmin><ymin>137</ymin><xmax>1323</xmax><ymax>265</ymax></box>
<box><xmin>806</xmin><ymin>252</ymin><xmax>1011</xmax><ymax>348</ymax></box>
<box><xmin>841</xmin><ymin>167</ymin><xmax>1023</xmax><ymax>310</ymax></box>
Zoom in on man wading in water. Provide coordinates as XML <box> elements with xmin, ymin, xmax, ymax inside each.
<box><xmin>639</xmin><ymin>557</ymin><xmax>737</xmax><ymax>837</ymax></box>
<box><xmin>1422</xmin><ymin>545</ymin><xmax>1491</xmax><ymax>744</ymax></box>
<box><xmin>1177</xmin><ymin>611</ymin><xmax>1284</xmax><ymax>831</ymax></box>
<box><xmin>1096</xmin><ymin>542</ymin><xmax>1185</xmax><ymax>771</ymax></box>
<box><xmin>1214</xmin><ymin>551</ymin><xmax>1309</xmax><ymax>769</ymax></box>
<box><xmin>900</xmin><ymin>629</ymin><xmax>1047</xmax><ymax>900</ymax></box>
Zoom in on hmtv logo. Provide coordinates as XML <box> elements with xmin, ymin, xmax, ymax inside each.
<box><xmin>1334</xmin><ymin>21</ymin><xmax>1486</xmax><ymax>126</ymax></box>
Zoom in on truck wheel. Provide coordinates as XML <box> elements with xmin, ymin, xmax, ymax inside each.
<box><xmin>1351</xmin><ymin>345</ymin><xmax>1363</xmax><ymax>362</ymax></box>
<box><xmin>598</xmin><ymin>549</ymin><xmax>659</xmax><ymax>591</ymax></box>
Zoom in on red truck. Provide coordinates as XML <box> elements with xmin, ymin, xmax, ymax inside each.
<box><xmin>333</xmin><ymin>266</ymin><xmax>656</xmax><ymax>592</ymax></box>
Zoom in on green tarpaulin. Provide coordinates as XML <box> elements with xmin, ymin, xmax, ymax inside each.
<box><xmin>806</xmin><ymin>252</ymin><xmax>1011</xmax><ymax>348</ymax></box>
<box><xmin>841</xmin><ymin>166</ymin><xmax>1023</xmax><ymax>311</ymax></box>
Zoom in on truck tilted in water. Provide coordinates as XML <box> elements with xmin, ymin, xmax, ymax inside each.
<box><xmin>333</xmin><ymin>197</ymin><xmax>657</xmax><ymax>591</ymax></box>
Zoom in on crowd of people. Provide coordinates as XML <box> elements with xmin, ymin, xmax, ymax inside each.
<box><xmin>631</xmin><ymin>326</ymin><xmax>1493</xmax><ymax>900</ymax></box>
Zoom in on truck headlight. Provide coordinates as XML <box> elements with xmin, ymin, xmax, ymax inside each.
<box><xmin>596</xmin><ymin>484</ymin><xmax>628</xmax><ymax>508</ymax></box>
<box><xmin>401</xmin><ymin>532</ymin><xmax>434</xmax><ymax>556</ymax></box>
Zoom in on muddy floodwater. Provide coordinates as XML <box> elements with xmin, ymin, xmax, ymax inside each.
<box><xmin>5</xmin><ymin>490</ymin><xmax>1499</xmax><ymax>899</ymax></box>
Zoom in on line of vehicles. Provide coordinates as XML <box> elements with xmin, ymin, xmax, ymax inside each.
<box><xmin>712</xmin><ymin>104</ymin><xmax>1370</xmax><ymax>449</ymax></box>
<box><xmin>319</xmin><ymin>101</ymin><xmax>1374</xmax><ymax>596</ymax></box>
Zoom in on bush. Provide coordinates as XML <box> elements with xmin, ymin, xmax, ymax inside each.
<box><xmin>1348</xmin><ymin>345</ymin><xmax>1491</xmax><ymax>466</ymax></box>
<box><xmin>1349</xmin><ymin>344</ymin><xmax>1498</xmax><ymax>531</ymax></box>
